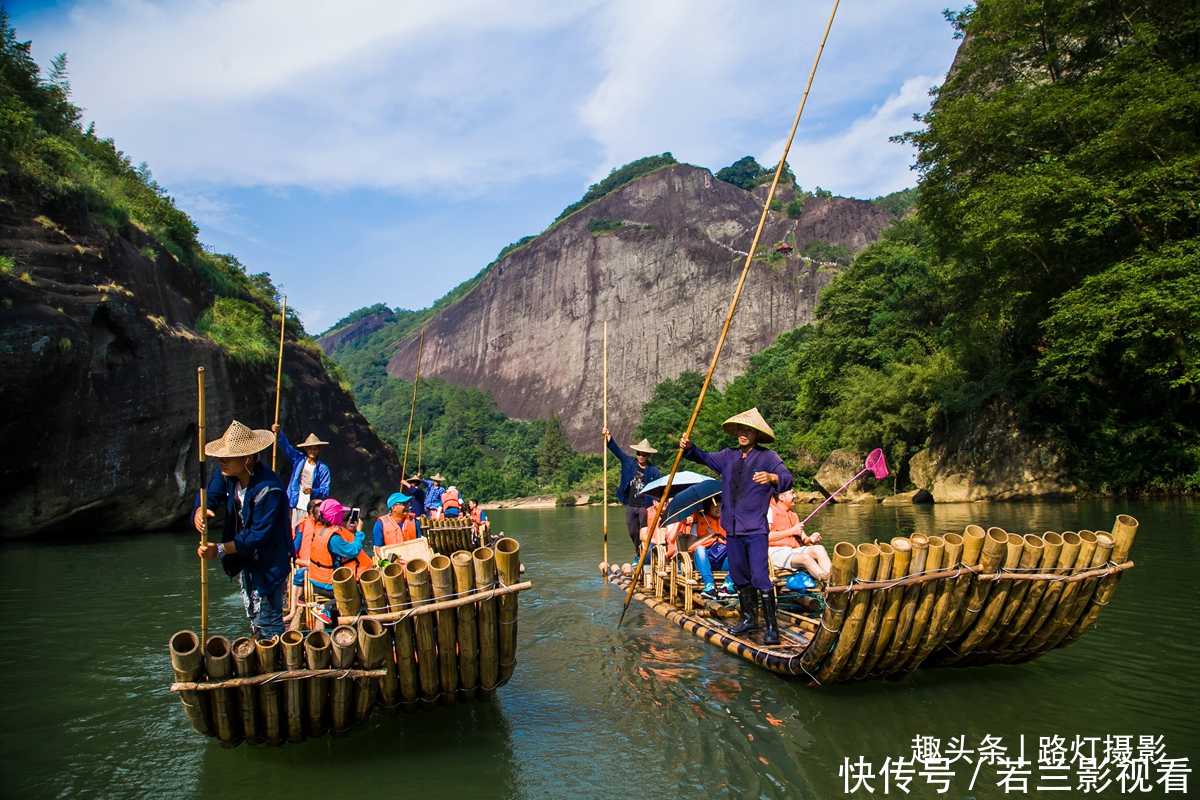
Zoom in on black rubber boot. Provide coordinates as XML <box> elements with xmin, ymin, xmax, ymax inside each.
<box><xmin>761</xmin><ymin>590</ymin><xmax>780</xmax><ymax>645</ymax></box>
<box><xmin>728</xmin><ymin>586</ymin><xmax>760</xmax><ymax>635</ymax></box>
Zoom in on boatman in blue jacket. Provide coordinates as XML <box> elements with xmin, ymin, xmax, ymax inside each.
<box><xmin>195</xmin><ymin>420</ymin><xmax>293</xmax><ymax>640</ymax></box>
<box><xmin>272</xmin><ymin>424</ymin><xmax>332</xmax><ymax>527</ymax></box>
<box><xmin>603</xmin><ymin>429</ymin><xmax>662</xmax><ymax>558</ymax></box>
<box><xmin>679</xmin><ymin>408</ymin><xmax>792</xmax><ymax>645</ymax></box>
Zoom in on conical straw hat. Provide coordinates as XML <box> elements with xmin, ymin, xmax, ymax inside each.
<box><xmin>722</xmin><ymin>407</ymin><xmax>775</xmax><ymax>443</ymax></box>
<box><xmin>631</xmin><ymin>439</ymin><xmax>658</xmax><ymax>454</ymax></box>
<box><xmin>204</xmin><ymin>420</ymin><xmax>276</xmax><ymax>458</ymax></box>
<box><xmin>430</xmin><ymin>474</ymin><xmax>445</xmax><ymax>482</ymax></box>
<box><xmin>300</xmin><ymin>433</ymin><xmax>329</xmax><ymax>447</ymax></box>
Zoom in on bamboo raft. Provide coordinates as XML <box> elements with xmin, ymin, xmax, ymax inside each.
<box><xmin>418</xmin><ymin>516</ymin><xmax>490</xmax><ymax>555</ymax></box>
<box><xmin>169</xmin><ymin>538</ymin><xmax>526</xmax><ymax>746</ymax></box>
<box><xmin>604</xmin><ymin>515</ymin><xmax>1138</xmax><ymax>684</ymax></box>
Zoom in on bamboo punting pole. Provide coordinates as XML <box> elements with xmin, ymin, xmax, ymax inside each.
<box><xmin>858</xmin><ymin>537</ymin><xmax>911</xmax><ymax>677</ymax></box>
<box><xmin>271</xmin><ymin>295</ymin><xmax>287</xmax><ymax>471</ymax></box>
<box><xmin>846</xmin><ymin>542</ymin><xmax>894</xmax><ymax>678</ymax></box>
<box><xmin>304</xmin><ymin>630</ymin><xmax>331</xmax><ymax>735</ymax></box>
<box><xmin>494</xmin><ymin>538</ymin><xmax>521</xmax><ymax>684</ymax></box>
<box><xmin>255</xmin><ymin>636</ymin><xmax>283</xmax><ymax>745</ymax></box>
<box><xmin>602</xmin><ymin>320</ymin><xmax>609</xmax><ymax>567</ymax></box>
<box><xmin>231</xmin><ymin>637</ymin><xmax>261</xmax><ymax>744</ymax></box>
<box><xmin>876</xmin><ymin>534</ymin><xmax>928</xmax><ymax>673</ymax></box>
<box><xmin>401</xmin><ymin>327</ymin><xmax>426</xmax><ymax>480</ymax></box>
<box><xmin>994</xmin><ymin>532</ymin><xmax>1062</xmax><ymax>652</ymax></box>
<box><xmin>280</xmin><ymin>631</ymin><xmax>306</xmax><ymax>742</ymax></box>
<box><xmin>905</xmin><ymin>533</ymin><xmax>965</xmax><ymax>670</ymax></box>
<box><xmin>429</xmin><ymin>555</ymin><xmax>459</xmax><ymax>705</ymax></box>
<box><xmin>452</xmin><ymin>551</ymin><xmax>480</xmax><ymax>702</ymax></box>
<box><xmin>946</xmin><ymin>527</ymin><xmax>1009</xmax><ymax>640</ymax></box>
<box><xmin>1039</xmin><ymin>532</ymin><xmax>1114</xmax><ymax>654</ymax></box>
<box><xmin>619</xmin><ymin>0</ymin><xmax>841</xmax><ymax>626</ymax></box>
<box><xmin>417</xmin><ymin>427</ymin><xmax>423</xmax><ymax>475</ymax></box>
<box><xmin>474</xmin><ymin>547</ymin><xmax>500</xmax><ymax>700</ymax></box>
<box><xmin>1007</xmin><ymin>532</ymin><xmax>1081</xmax><ymax>653</ymax></box>
<box><xmin>1063</xmin><ymin>515</ymin><xmax>1138</xmax><ymax>645</ymax></box>
<box><xmin>406</xmin><ymin>559</ymin><xmax>440</xmax><ymax>709</ymax></box>
<box><xmin>953</xmin><ymin>532</ymin><xmax>1024</xmax><ymax>658</ymax></box>
<box><xmin>332</xmin><ymin>566</ymin><xmax>361</xmax><ymax>618</ymax></box>
<box><xmin>382</xmin><ymin>562</ymin><xmax>419</xmax><ymax>709</ymax></box>
<box><xmin>896</xmin><ymin>536</ymin><xmax>945</xmax><ymax>668</ymax></box>
<box><xmin>329</xmin><ymin>625</ymin><xmax>357</xmax><ymax>736</ymax></box>
<box><xmin>204</xmin><ymin>636</ymin><xmax>240</xmax><ymax>746</ymax></box>
<box><xmin>360</xmin><ymin>568</ymin><xmax>387</xmax><ymax>615</ymax></box>
<box><xmin>817</xmin><ymin>543</ymin><xmax>879</xmax><ymax>683</ymax></box>
<box><xmin>354</xmin><ymin>618</ymin><xmax>387</xmax><ymax>721</ymax></box>
<box><xmin>975</xmin><ymin>533</ymin><xmax>1045</xmax><ymax>654</ymax></box>
<box><xmin>197</xmin><ymin>368</ymin><xmax>209</xmax><ymax>645</ymax></box>
<box><xmin>1023</xmin><ymin>531</ymin><xmax>1097</xmax><ymax>652</ymax></box>
<box><xmin>798</xmin><ymin>541</ymin><xmax>857</xmax><ymax>677</ymax></box>
<box><xmin>168</xmin><ymin>630</ymin><xmax>213</xmax><ymax>736</ymax></box>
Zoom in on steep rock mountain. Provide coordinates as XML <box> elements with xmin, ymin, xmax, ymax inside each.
<box><xmin>0</xmin><ymin>190</ymin><xmax>401</xmax><ymax>538</ymax></box>
<box><xmin>385</xmin><ymin>164</ymin><xmax>895</xmax><ymax>451</ymax></box>
<box><xmin>317</xmin><ymin>309</ymin><xmax>395</xmax><ymax>352</ymax></box>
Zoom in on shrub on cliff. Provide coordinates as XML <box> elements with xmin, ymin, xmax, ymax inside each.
<box><xmin>196</xmin><ymin>298</ymin><xmax>276</xmax><ymax>363</ymax></box>
<box><xmin>554</xmin><ymin>153</ymin><xmax>677</xmax><ymax>224</ymax></box>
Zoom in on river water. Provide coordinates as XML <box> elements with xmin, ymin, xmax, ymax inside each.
<box><xmin>0</xmin><ymin>499</ymin><xmax>1195</xmax><ymax>799</ymax></box>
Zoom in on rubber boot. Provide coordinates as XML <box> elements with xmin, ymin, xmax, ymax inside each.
<box><xmin>761</xmin><ymin>590</ymin><xmax>780</xmax><ymax>645</ymax></box>
<box><xmin>727</xmin><ymin>586</ymin><xmax>760</xmax><ymax>635</ymax></box>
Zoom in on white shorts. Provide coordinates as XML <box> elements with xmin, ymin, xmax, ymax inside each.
<box><xmin>769</xmin><ymin>546</ymin><xmax>810</xmax><ymax>570</ymax></box>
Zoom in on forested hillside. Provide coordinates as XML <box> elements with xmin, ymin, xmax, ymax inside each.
<box><xmin>636</xmin><ymin>1</ymin><xmax>1199</xmax><ymax>495</ymax></box>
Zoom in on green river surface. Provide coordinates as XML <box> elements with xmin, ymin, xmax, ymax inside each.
<box><xmin>0</xmin><ymin>499</ymin><xmax>1196</xmax><ymax>799</ymax></box>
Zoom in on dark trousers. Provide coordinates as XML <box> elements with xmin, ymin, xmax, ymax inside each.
<box><xmin>727</xmin><ymin>533</ymin><xmax>772</xmax><ymax>592</ymax></box>
<box><xmin>625</xmin><ymin>505</ymin><xmax>647</xmax><ymax>555</ymax></box>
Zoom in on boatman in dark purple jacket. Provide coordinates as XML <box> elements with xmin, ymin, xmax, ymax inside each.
<box><xmin>679</xmin><ymin>408</ymin><xmax>792</xmax><ymax>645</ymax></box>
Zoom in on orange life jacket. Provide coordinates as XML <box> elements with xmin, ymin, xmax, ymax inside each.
<box><xmin>309</xmin><ymin>525</ymin><xmax>371</xmax><ymax>584</ymax></box>
<box><xmin>294</xmin><ymin>517</ymin><xmax>317</xmax><ymax>563</ymax></box>
<box><xmin>380</xmin><ymin>513</ymin><xmax>418</xmax><ymax>546</ymax></box>
<box><xmin>690</xmin><ymin>513</ymin><xmax>726</xmax><ymax>553</ymax></box>
<box><xmin>469</xmin><ymin>506</ymin><xmax>483</xmax><ymax>526</ymax></box>
<box><xmin>442</xmin><ymin>488</ymin><xmax>461</xmax><ymax>512</ymax></box>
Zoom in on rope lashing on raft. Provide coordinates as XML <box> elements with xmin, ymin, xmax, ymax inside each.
<box><xmin>817</xmin><ymin>560</ymin><xmax>1133</xmax><ymax>594</ymax></box>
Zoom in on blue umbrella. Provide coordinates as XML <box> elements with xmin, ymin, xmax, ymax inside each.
<box><xmin>663</xmin><ymin>479</ymin><xmax>722</xmax><ymax>525</ymax></box>
<box><xmin>638</xmin><ymin>471</ymin><xmax>711</xmax><ymax>500</ymax></box>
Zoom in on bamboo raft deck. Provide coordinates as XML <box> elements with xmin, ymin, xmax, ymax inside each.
<box><xmin>168</xmin><ymin>538</ymin><xmax>526</xmax><ymax>746</ymax></box>
<box><xmin>418</xmin><ymin>515</ymin><xmax>491</xmax><ymax>555</ymax></box>
<box><xmin>604</xmin><ymin>515</ymin><xmax>1138</xmax><ymax>684</ymax></box>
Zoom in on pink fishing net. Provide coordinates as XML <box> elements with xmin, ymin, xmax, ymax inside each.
<box><xmin>865</xmin><ymin>448</ymin><xmax>889</xmax><ymax>480</ymax></box>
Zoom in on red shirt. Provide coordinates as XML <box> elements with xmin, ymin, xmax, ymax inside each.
<box><xmin>769</xmin><ymin>500</ymin><xmax>803</xmax><ymax>548</ymax></box>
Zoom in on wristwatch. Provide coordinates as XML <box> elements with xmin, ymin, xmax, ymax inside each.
<box><xmin>217</xmin><ymin>543</ymin><xmax>226</xmax><ymax>558</ymax></box>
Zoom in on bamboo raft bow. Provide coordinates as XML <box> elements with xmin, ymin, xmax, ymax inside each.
<box><xmin>168</xmin><ymin>538</ymin><xmax>527</xmax><ymax>746</ymax></box>
<box><xmin>417</xmin><ymin>515</ymin><xmax>496</xmax><ymax>555</ymax></box>
<box><xmin>602</xmin><ymin>515</ymin><xmax>1138</xmax><ymax>684</ymax></box>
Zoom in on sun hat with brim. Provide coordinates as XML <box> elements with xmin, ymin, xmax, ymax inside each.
<box><xmin>630</xmin><ymin>439</ymin><xmax>658</xmax><ymax>454</ymax></box>
<box><xmin>387</xmin><ymin>492</ymin><xmax>412</xmax><ymax>509</ymax></box>
<box><xmin>430</xmin><ymin>474</ymin><xmax>445</xmax><ymax>482</ymax></box>
<box><xmin>204</xmin><ymin>420</ymin><xmax>276</xmax><ymax>458</ymax></box>
<box><xmin>722</xmin><ymin>407</ymin><xmax>776</xmax><ymax>444</ymax></box>
<box><xmin>300</xmin><ymin>433</ymin><xmax>329</xmax><ymax>447</ymax></box>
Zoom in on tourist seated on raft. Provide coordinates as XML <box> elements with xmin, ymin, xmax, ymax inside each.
<box><xmin>272</xmin><ymin>423</ymin><xmax>331</xmax><ymax>527</ymax></box>
<box><xmin>282</xmin><ymin>497</ymin><xmax>322</xmax><ymax>626</ymax></box>
<box><xmin>691</xmin><ymin>496</ymin><xmax>735</xmax><ymax>600</ymax></box>
<box><xmin>304</xmin><ymin>498</ymin><xmax>370</xmax><ymax>628</ymax></box>
<box><xmin>194</xmin><ymin>421</ymin><xmax>293</xmax><ymax>640</ymax></box>
<box><xmin>768</xmin><ymin>489</ymin><xmax>831</xmax><ymax>582</ymax></box>
<box><xmin>373</xmin><ymin>492</ymin><xmax>418</xmax><ymax>561</ymax></box>
<box><xmin>442</xmin><ymin>485</ymin><xmax>462</xmax><ymax>517</ymax></box>
<box><xmin>468</xmin><ymin>499</ymin><xmax>488</xmax><ymax>538</ymax></box>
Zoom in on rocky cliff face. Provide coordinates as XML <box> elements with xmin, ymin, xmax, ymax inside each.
<box><xmin>0</xmin><ymin>189</ymin><xmax>401</xmax><ymax>538</ymax></box>
<box><xmin>316</xmin><ymin>309</ymin><xmax>394</xmax><ymax>353</ymax></box>
<box><xmin>385</xmin><ymin>165</ymin><xmax>896</xmax><ymax>451</ymax></box>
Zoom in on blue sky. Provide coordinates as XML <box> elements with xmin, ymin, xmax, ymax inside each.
<box><xmin>10</xmin><ymin>0</ymin><xmax>962</xmax><ymax>332</ymax></box>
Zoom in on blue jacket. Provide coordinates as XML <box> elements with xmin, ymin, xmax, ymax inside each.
<box><xmin>425</xmin><ymin>482</ymin><xmax>444</xmax><ymax>509</ymax></box>
<box><xmin>195</xmin><ymin>462</ymin><xmax>293</xmax><ymax>593</ymax></box>
<box><xmin>684</xmin><ymin>444</ymin><xmax>793</xmax><ymax>537</ymax></box>
<box><xmin>276</xmin><ymin>429</ymin><xmax>331</xmax><ymax>509</ymax></box>
<box><xmin>607</xmin><ymin>438</ymin><xmax>662</xmax><ymax>508</ymax></box>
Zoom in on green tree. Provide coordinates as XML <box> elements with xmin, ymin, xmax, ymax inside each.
<box><xmin>538</xmin><ymin>411</ymin><xmax>574</xmax><ymax>481</ymax></box>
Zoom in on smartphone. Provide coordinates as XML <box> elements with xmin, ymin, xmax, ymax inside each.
<box><xmin>348</xmin><ymin>507</ymin><xmax>361</xmax><ymax>527</ymax></box>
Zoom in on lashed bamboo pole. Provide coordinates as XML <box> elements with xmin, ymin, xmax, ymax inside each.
<box><xmin>993</xmin><ymin>532</ymin><xmax>1062</xmax><ymax>652</ymax></box>
<box><xmin>495</xmin><ymin>538</ymin><xmax>521</xmax><ymax>684</ymax></box>
<box><xmin>382</xmin><ymin>562</ymin><xmax>419</xmax><ymax>710</ymax></box>
<box><xmin>280</xmin><ymin>631</ymin><xmax>306</xmax><ymax>742</ymax></box>
<box><xmin>304</xmin><ymin>630</ymin><xmax>331</xmax><ymax>735</ymax></box>
<box><xmin>946</xmin><ymin>527</ymin><xmax>1009</xmax><ymax>640</ymax></box>
<box><xmin>231</xmin><ymin>637</ymin><xmax>261</xmax><ymax>744</ymax></box>
<box><xmin>332</xmin><ymin>566</ymin><xmax>361</xmax><ymax>618</ymax></box>
<box><xmin>474</xmin><ymin>547</ymin><xmax>500</xmax><ymax>700</ymax></box>
<box><xmin>904</xmin><ymin>532</ymin><xmax>965</xmax><ymax>670</ymax></box>
<box><xmin>329</xmin><ymin>625</ymin><xmax>358</xmax><ymax>736</ymax></box>
<box><xmin>1008</xmin><ymin>531</ymin><xmax>1080</xmax><ymax>653</ymax></box>
<box><xmin>858</xmin><ymin>537</ymin><xmax>911</xmax><ymax>677</ymax></box>
<box><xmin>816</xmin><ymin>543</ymin><xmax>879</xmax><ymax>683</ymax></box>
<box><xmin>170</xmin><ymin>668</ymin><xmax>387</xmax><ymax>693</ymax></box>
<box><xmin>620</xmin><ymin>0</ymin><xmax>841</xmax><ymax>625</ymax></box>
<box><xmin>602</xmin><ymin>320</ymin><xmax>609</xmax><ymax>567</ymax></box>
<box><xmin>954</xmin><ymin>532</ymin><xmax>1025</xmax><ymax>657</ymax></box>
<box><xmin>1039</xmin><ymin>532</ymin><xmax>1114</xmax><ymax>653</ymax></box>
<box><xmin>973</xmin><ymin>533</ymin><xmax>1045</xmax><ymax>655</ymax></box>
<box><xmin>406</xmin><ymin>559</ymin><xmax>440</xmax><ymax>709</ymax></box>
<box><xmin>1023</xmin><ymin>531</ymin><xmax>1098</xmax><ymax>652</ymax></box>
<box><xmin>401</xmin><ymin>328</ymin><xmax>426</xmax><ymax>480</ymax></box>
<box><xmin>875</xmin><ymin>534</ymin><xmax>929</xmax><ymax>673</ymax></box>
<box><xmin>255</xmin><ymin>636</ymin><xmax>283</xmax><ymax>745</ymax></box>
<box><xmin>895</xmin><ymin>536</ymin><xmax>945</xmax><ymax>667</ymax></box>
<box><xmin>197</xmin><ymin>367</ymin><xmax>208</xmax><ymax>645</ymax></box>
<box><xmin>846</xmin><ymin>542</ymin><xmax>894</xmax><ymax>678</ymax></box>
<box><xmin>430</xmin><ymin>555</ymin><xmax>459</xmax><ymax>705</ymax></box>
<box><xmin>168</xmin><ymin>630</ymin><xmax>212</xmax><ymax>736</ymax></box>
<box><xmin>204</xmin><ymin>636</ymin><xmax>239</xmax><ymax>746</ymax></box>
<box><xmin>798</xmin><ymin>541</ymin><xmax>857</xmax><ymax>677</ymax></box>
<box><xmin>360</xmin><ymin>568</ymin><xmax>387</xmax><ymax>615</ymax></box>
<box><xmin>452</xmin><ymin>551</ymin><xmax>480</xmax><ymax>702</ymax></box>
<box><xmin>271</xmin><ymin>295</ymin><xmax>287</xmax><ymax>471</ymax></box>
<box><xmin>354</xmin><ymin>618</ymin><xmax>388</xmax><ymax>721</ymax></box>
<box><xmin>1062</xmin><ymin>515</ymin><xmax>1138</xmax><ymax>645</ymax></box>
